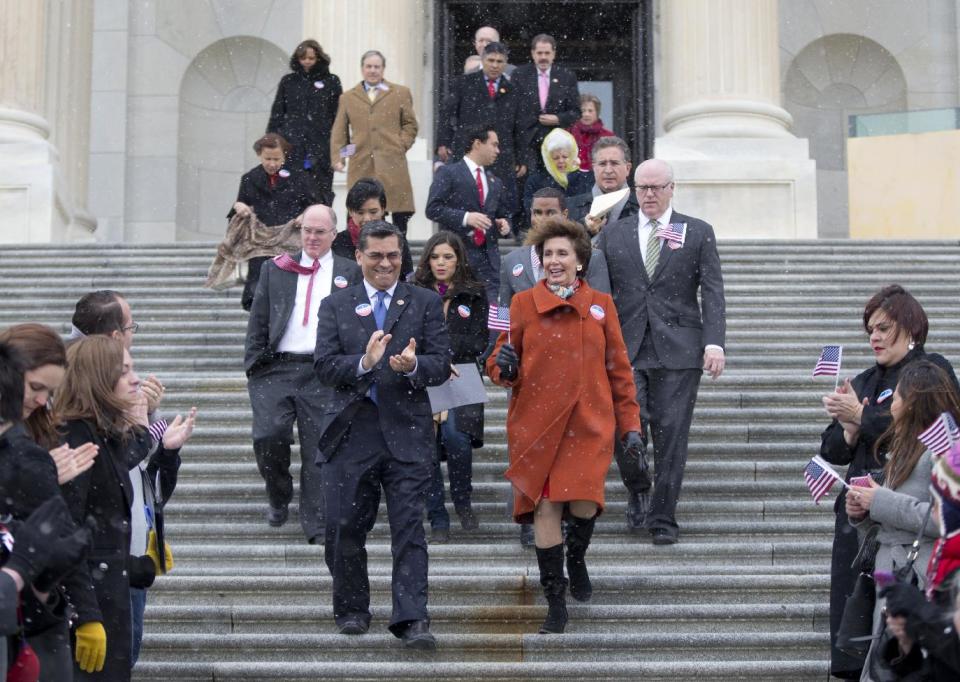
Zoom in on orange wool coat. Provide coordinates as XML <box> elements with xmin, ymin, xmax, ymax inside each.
<box><xmin>486</xmin><ymin>280</ymin><xmax>642</xmax><ymax>522</ymax></box>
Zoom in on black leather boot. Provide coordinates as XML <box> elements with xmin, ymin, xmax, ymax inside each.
<box><xmin>535</xmin><ymin>544</ymin><xmax>568</xmax><ymax>634</ymax></box>
<box><xmin>565</xmin><ymin>514</ymin><xmax>596</xmax><ymax>602</ymax></box>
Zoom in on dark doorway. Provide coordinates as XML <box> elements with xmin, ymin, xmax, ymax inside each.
<box><xmin>433</xmin><ymin>0</ymin><xmax>654</xmax><ymax>162</ymax></box>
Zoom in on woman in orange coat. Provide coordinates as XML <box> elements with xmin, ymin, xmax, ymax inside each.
<box><xmin>486</xmin><ymin>218</ymin><xmax>643</xmax><ymax>635</ymax></box>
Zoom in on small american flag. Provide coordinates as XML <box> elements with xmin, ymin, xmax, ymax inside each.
<box><xmin>804</xmin><ymin>455</ymin><xmax>841</xmax><ymax>504</ymax></box>
<box><xmin>813</xmin><ymin>344</ymin><xmax>843</xmax><ymax>377</ymax></box>
<box><xmin>655</xmin><ymin>222</ymin><xmax>686</xmax><ymax>246</ymax></box>
<box><xmin>147</xmin><ymin>419</ymin><xmax>169</xmax><ymax>444</ymax></box>
<box><xmin>918</xmin><ymin>412</ymin><xmax>960</xmax><ymax>457</ymax></box>
<box><xmin>487</xmin><ymin>304</ymin><xmax>511</xmax><ymax>332</ymax></box>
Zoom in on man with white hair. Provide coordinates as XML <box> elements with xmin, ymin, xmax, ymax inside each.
<box><xmin>244</xmin><ymin>204</ymin><xmax>361</xmax><ymax>542</ymax></box>
<box><xmin>595</xmin><ymin>159</ymin><xmax>726</xmax><ymax>545</ymax></box>
<box><xmin>467</xmin><ymin>26</ymin><xmax>515</xmax><ymax>78</ymax></box>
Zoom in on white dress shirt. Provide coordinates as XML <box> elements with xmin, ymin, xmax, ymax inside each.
<box><xmin>276</xmin><ymin>250</ymin><xmax>334</xmax><ymax>353</ymax></box>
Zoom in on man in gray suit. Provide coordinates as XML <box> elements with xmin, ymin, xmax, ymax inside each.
<box><xmin>595</xmin><ymin>159</ymin><xmax>726</xmax><ymax>545</ymax></box>
<box><xmin>244</xmin><ymin>204</ymin><xmax>361</xmax><ymax>543</ymax></box>
<box><xmin>497</xmin><ymin>187</ymin><xmax>611</xmax><ymax>547</ymax></box>
<box><xmin>566</xmin><ymin>136</ymin><xmax>640</xmax><ymax>231</ymax></box>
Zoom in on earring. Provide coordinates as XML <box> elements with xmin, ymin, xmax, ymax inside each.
<box><xmin>576</xmin><ymin>264</ymin><xmax>583</xmax><ymax>272</ymax></box>
<box><xmin>908</xmin><ymin>339</ymin><xmax>915</xmax><ymax>350</ymax></box>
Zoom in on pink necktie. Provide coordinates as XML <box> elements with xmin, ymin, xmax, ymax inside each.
<box><xmin>302</xmin><ymin>259</ymin><xmax>319</xmax><ymax>326</ymax></box>
<box><xmin>538</xmin><ymin>71</ymin><xmax>549</xmax><ymax>110</ymax></box>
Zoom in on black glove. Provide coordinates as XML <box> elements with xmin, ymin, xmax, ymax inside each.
<box><xmin>5</xmin><ymin>497</ymin><xmax>92</xmax><ymax>591</ymax></box>
<box><xmin>880</xmin><ymin>580</ymin><xmax>939</xmax><ymax>635</ymax></box>
<box><xmin>496</xmin><ymin>343</ymin><xmax>519</xmax><ymax>381</ymax></box>
<box><xmin>622</xmin><ymin>431</ymin><xmax>648</xmax><ymax>475</ymax></box>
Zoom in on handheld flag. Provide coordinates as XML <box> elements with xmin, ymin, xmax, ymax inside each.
<box><xmin>655</xmin><ymin>222</ymin><xmax>686</xmax><ymax>247</ymax></box>
<box><xmin>918</xmin><ymin>412</ymin><xmax>960</xmax><ymax>457</ymax></box>
<box><xmin>813</xmin><ymin>345</ymin><xmax>842</xmax><ymax>378</ymax></box>
<box><xmin>804</xmin><ymin>455</ymin><xmax>845</xmax><ymax>504</ymax></box>
<box><xmin>487</xmin><ymin>304</ymin><xmax>510</xmax><ymax>332</ymax></box>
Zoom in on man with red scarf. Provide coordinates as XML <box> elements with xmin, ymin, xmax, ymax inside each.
<box><xmin>244</xmin><ymin>205</ymin><xmax>361</xmax><ymax>544</ymax></box>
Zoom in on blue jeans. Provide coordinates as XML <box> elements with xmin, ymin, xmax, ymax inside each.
<box><xmin>425</xmin><ymin>410</ymin><xmax>474</xmax><ymax>528</ymax></box>
<box><xmin>130</xmin><ymin>587</ymin><xmax>147</xmax><ymax>667</ymax></box>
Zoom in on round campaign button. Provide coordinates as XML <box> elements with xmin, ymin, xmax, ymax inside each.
<box><xmin>512</xmin><ymin>263</ymin><xmax>524</xmax><ymax>277</ymax></box>
<box><xmin>355</xmin><ymin>303</ymin><xmax>372</xmax><ymax>317</ymax></box>
<box><xmin>668</xmin><ymin>241</ymin><xmax>681</xmax><ymax>250</ymax></box>
<box><xmin>457</xmin><ymin>304</ymin><xmax>471</xmax><ymax>318</ymax></box>
<box><xmin>334</xmin><ymin>275</ymin><xmax>348</xmax><ymax>288</ymax></box>
<box><xmin>589</xmin><ymin>304</ymin><xmax>605</xmax><ymax>321</ymax></box>
<box><xmin>314</xmin><ymin>81</ymin><xmax>325</xmax><ymax>89</ymax></box>
<box><xmin>278</xmin><ymin>169</ymin><xmax>290</xmax><ymax>178</ymax></box>
<box><xmin>877</xmin><ymin>388</ymin><xmax>893</xmax><ymax>404</ymax></box>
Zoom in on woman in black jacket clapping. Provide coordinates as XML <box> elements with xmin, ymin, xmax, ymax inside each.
<box><xmin>267</xmin><ymin>39</ymin><xmax>342</xmax><ymax>205</ymax></box>
<box><xmin>413</xmin><ymin>232</ymin><xmax>489</xmax><ymax>542</ymax></box>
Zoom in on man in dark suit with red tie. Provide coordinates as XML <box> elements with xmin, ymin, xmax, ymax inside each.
<box><xmin>435</xmin><ymin>42</ymin><xmax>528</xmax><ymax>218</ymax></box>
<box><xmin>512</xmin><ymin>34</ymin><xmax>581</xmax><ymax>171</ymax></box>
<box><xmin>426</xmin><ymin>124</ymin><xmax>512</xmax><ymax>303</ymax></box>
<box><xmin>313</xmin><ymin>221</ymin><xmax>452</xmax><ymax>649</ymax></box>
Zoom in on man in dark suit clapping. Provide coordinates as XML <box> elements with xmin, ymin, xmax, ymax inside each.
<box><xmin>244</xmin><ymin>204</ymin><xmax>360</xmax><ymax>542</ymax></box>
<box><xmin>426</xmin><ymin>124</ymin><xmax>512</xmax><ymax>303</ymax></box>
<box><xmin>595</xmin><ymin>159</ymin><xmax>726</xmax><ymax>546</ymax></box>
<box><xmin>436</xmin><ymin>42</ymin><xmax>527</xmax><ymax>218</ymax></box>
<box><xmin>313</xmin><ymin>221</ymin><xmax>452</xmax><ymax>649</ymax></box>
<box><xmin>512</xmin><ymin>34</ymin><xmax>581</xmax><ymax>171</ymax></box>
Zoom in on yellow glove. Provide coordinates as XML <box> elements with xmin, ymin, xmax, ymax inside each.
<box><xmin>75</xmin><ymin>621</ymin><xmax>107</xmax><ymax>673</ymax></box>
<box><xmin>146</xmin><ymin>529</ymin><xmax>174</xmax><ymax>574</ymax></box>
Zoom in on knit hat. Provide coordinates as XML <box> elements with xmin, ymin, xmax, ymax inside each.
<box><xmin>930</xmin><ymin>441</ymin><xmax>960</xmax><ymax>539</ymax></box>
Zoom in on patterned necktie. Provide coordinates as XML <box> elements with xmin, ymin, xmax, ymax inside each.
<box><xmin>487</xmin><ymin>79</ymin><xmax>496</xmax><ymax>99</ymax></box>
<box><xmin>367</xmin><ymin>86</ymin><xmax>377</xmax><ymax>103</ymax></box>
<box><xmin>645</xmin><ymin>221</ymin><xmax>660</xmax><ymax>279</ymax></box>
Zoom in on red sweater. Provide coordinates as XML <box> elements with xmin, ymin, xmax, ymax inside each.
<box><xmin>569</xmin><ymin>119</ymin><xmax>615</xmax><ymax>170</ymax></box>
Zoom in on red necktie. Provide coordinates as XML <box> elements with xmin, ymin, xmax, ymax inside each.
<box><xmin>487</xmin><ymin>79</ymin><xmax>496</xmax><ymax>99</ymax></box>
<box><xmin>474</xmin><ymin>168</ymin><xmax>486</xmax><ymax>246</ymax></box>
<box><xmin>302</xmin><ymin>259</ymin><xmax>320</xmax><ymax>326</ymax></box>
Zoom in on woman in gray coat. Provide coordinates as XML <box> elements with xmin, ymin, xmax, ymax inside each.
<box><xmin>846</xmin><ymin>359</ymin><xmax>960</xmax><ymax>680</ymax></box>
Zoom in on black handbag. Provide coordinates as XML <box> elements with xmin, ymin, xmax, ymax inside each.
<box><xmin>836</xmin><ymin>525</ymin><xmax>881</xmax><ymax>657</ymax></box>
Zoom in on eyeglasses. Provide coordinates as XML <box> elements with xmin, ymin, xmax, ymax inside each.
<box><xmin>363</xmin><ymin>251</ymin><xmax>402</xmax><ymax>262</ymax></box>
<box><xmin>123</xmin><ymin>322</ymin><xmax>139</xmax><ymax>334</ymax></box>
<box><xmin>636</xmin><ymin>183</ymin><xmax>673</xmax><ymax>194</ymax></box>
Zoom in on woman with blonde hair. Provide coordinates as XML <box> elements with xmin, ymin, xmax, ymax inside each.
<box><xmin>521</xmin><ymin>128</ymin><xmax>592</xmax><ymax>220</ymax></box>
<box><xmin>57</xmin><ymin>336</ymin><xmax>193</xmax><ymax>680</ymax></box>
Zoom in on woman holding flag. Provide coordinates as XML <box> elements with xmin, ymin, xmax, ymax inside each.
<box><xmin>844</xmin><ymin>360</ymin><xmax>960</xmax><ymax>677</ymax></box>
<box><xmin>486</xmin><ymin>218</ymin><xmax>642</xmax><ymax>635</ymax></box>
<box><xmin>820</xmin><ymin>284</ymin><xmax>959</xmax><ymax>678</ymax></box>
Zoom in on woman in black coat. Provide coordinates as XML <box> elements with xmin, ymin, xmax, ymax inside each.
<box><xmin>230</xmin><ymin>133</ymin><xmax>319</xmax><ymax>311</ymax></box>
<box><xmin>267</xmin><ymin>39</ymin><xmax>342</xmax><ymax>206</ymax></box>
<box><xmin>56</xmin><ymin>337</ymin><xmax>192</xmax><ymax>680</ymax></box>
<box><xmin>413</xmin><ymin>232</ymin><xmax>489</xmax><ymax>541</ymax></box>
<box><xmin>820</xmin><ymin>284</ymin><xmax>960</xmax><ymax>678</ymax></box>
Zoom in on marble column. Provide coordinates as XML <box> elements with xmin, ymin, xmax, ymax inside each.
<box><xmin>303</xmin><ymin>0</ymin><xmax>434</xmax><ymax>240</ymax></box>
<box><xmin>655</xmin><ymin>0</ymin><xmax>817</xmax><ymax>238</ymax></box>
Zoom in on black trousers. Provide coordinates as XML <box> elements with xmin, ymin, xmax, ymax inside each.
<box><xmin>614</xmin><ymin>366</ymin><xmax>702</xmax><ymax>538</ymax></box>
<box><xmin>322</xmin><ymin>401</ymin><xmax>431</xmax><ymax>635</ymax></box>
<box><xmin>241</xmin><ymin>256</ymin><xmax>269</xmax><ymax>311</ymax></box>
<box><xmin>247</xmin><ymin>358</ymin><xmax>327</xmax><ymax>541</ymax></box>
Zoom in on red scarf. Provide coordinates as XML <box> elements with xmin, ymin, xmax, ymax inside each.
<box><xmin>272</xmin><ymin>253</ymin><xmax>320</xmax><ymax>326</ymax></box>
<box><xmin>347</xmin><ymin>217</ymin><xmax>361</xmax><ymax>247</ymax></box>
<box><xmin>570</xmin><ymin>119</ymin><xmax>615</xmax><ymax>169</ymax></box>
<box><xmin>925</xmin><ymin>534</ymin><xmax>960</xmax><ymax>598</ymax></box>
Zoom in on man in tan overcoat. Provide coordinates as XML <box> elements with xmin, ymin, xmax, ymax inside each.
<box><xmin>330</xmin><ymin>50</ymin><xmax>419</xmax><ymax>233</ymax></box>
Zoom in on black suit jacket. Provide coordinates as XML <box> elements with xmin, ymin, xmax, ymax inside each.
<box><xmin>437</xmin><ymin>71</ymin><xmax>528</xmax><ymax>172</ymax></box>
<box><xmin>567</xmin><ymin>189</ymin><xmax>640</xmax><ymax>225</ymax></box>
<box><xmin>244</xmin><ymin>251</ymin><xmax>361</xmax><ymax>375</ymax></box>
<box><xmin>512</xmin><ymin>63</ymin><xmax>581</xmax><ymax>158</ymax></box>
<box><xmin>595</xmin><ymin>210</ymin><xmax>726</xmax><ymax>369</ymax></box>
<box><xmin>313</xmin><ymin>282</ymin><xmax>452</xmax><ymax>464</ymax></box>
<box><xmin>227</xmin><ymin>165</ymin><xmax>318</xmax><ymax>227</ymax></box>
<box><xmin>425</xmin><ymin>160</ymin><xmax>509</xmax><ymax>272</ymax></box>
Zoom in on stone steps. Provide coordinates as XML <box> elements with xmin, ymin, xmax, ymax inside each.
<box><xmin>3</xmin><ymin>239</ymin><xmax>958</xmax><ymax>679</ymax></box>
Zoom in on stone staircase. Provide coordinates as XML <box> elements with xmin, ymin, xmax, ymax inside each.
<box><xmin>2</xmin><ymin>239</ymin><xmax>959</xmax><ymax>681</ymax></box>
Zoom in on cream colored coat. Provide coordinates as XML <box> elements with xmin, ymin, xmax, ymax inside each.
<box><xmin>330</xmin><ymin>80</ymin><xmax>418</xmax><ymax>213</ymax></box>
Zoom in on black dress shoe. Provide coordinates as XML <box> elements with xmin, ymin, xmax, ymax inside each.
<box><xmin>520</xmin><ymin>523</ymin><xmax>535</xmax><ymax>547</ymax></box>
<box><xmin>456</xmin><ymin>506</ymin><xmax>479</xmax><ymax>531</ymax></box>
<box><xmin>400</xmin><ymin>620</ymin><xmax>436</xmax><ymax>650</ymax></box>
<box><xmin>338</xmin><ymin>615</ymin><xmax>369</xmax><ymax>635</ymax></box>
<box><xmin>625</xmin><ymin>492</ymin><xmax>650</xmax><ymax>533</ymax></box>
<box><xmin>266</xmin><ymin>504</ymin><xmax>288</xmax><ymax>527</ymax></box>
<box><xmin>430</xmin><ymin>526</ymin><xmax>450</xmax><ymax>544</ymax></box>
<box><xmin>650</xmin><ymin>528</ymin><xmax>677</xmax><ymax>545</ymax></box>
